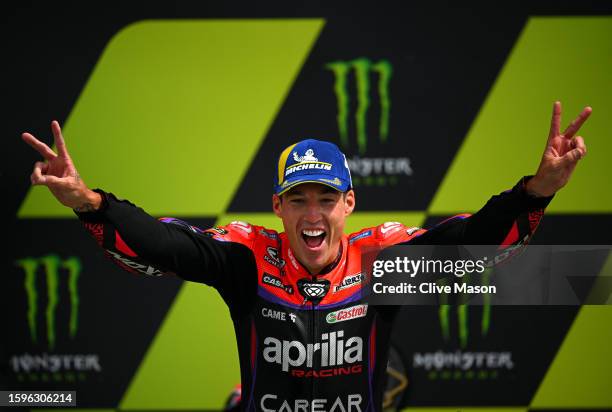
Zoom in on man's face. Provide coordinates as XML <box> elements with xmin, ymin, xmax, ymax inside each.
<box><xmin>272</xmin><ymin>183</ymin><xmax>355</xmax><ymax>275</ymax></box>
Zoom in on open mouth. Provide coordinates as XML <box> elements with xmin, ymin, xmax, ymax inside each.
<box><xmin>301</xmin><ymin>229</ymin><xmax>327</xmax><ymax>249</ymax></box>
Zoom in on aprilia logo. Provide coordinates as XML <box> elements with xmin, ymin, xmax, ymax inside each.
<box><xmin>263</xmin><ymin>330</ymin><xmax>363</xmax><ymax>372</ymax></box>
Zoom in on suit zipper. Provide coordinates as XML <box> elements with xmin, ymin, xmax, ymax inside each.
<box><xmin>311</xmin><ymin>274</ymin><xmax>317</xmax><ymax>402</ymax></box>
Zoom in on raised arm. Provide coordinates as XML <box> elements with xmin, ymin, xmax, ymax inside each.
<box><xmin>410</xmin><ymin>101</ymin><xmax>592</xmax><ymax>247</ymax></box>
<box><xmin>21</xmin><ymin>121</ymin><xmax>256</xmax><ymax>313</ymax></box>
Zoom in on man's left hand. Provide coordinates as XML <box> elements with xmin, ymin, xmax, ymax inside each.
<box><xmin>526</xmin><ymin>101</ymin><xmax>592</xmax><ymax>197</ymax></box>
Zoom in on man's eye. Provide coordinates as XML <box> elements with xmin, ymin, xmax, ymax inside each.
<box><xmin>290</xmin><ymin>199</ymin><xmax>304</xmax><ymax>204</ymax></box>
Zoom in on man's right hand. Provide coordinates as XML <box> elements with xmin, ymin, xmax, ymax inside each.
<box><xmin>22</xmin><ymin>120</ymin><xmax>102</xmax><ymax>212</ymax></box>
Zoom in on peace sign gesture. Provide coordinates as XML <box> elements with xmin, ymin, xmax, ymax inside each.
<box><xmin>526</xmin><ymin>102</ymin><xmax>592</xmax><ymax>197</ymax></box>
<box><xmin>22</xmin><ymin>121</ymin><xmax>102</xmax><ymax>211</ymax></box>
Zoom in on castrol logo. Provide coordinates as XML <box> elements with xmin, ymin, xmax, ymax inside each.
<box><xmin>326</xmin><ymin>304</ymin><xmax>368</xmax><ymax>324</ymax></box>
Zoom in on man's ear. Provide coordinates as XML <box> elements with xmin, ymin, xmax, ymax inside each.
<box><xmin>344</xmin><ymin>190</ymin><xmax>355</xmax><ymax>216</ymax></box>
<box><xmin>272</xmin><ymin>194</ymin><xmax>283</xmax><ymax>218</ymax></box>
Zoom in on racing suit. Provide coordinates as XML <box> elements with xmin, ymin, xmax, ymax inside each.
<box><xmin>74</xmin><ymin>176</ymin><xmax>552</xmax><ymax>411</ymax></box>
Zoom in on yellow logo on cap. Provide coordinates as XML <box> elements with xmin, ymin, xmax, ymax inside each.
<box><xmin>319</xmin><ymin>177</ymin><xmax>342</xmax><ymax>186</ymax></box>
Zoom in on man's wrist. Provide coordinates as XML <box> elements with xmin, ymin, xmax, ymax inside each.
<box><xmin>73</xmin><ymin>190</ymin><xmax>103</xmax><ymax>213</ymax></box>
<box><xmin>524</xmin><ymin>176</ymin><xmax>555</xmax><ymax>198</ymax></box>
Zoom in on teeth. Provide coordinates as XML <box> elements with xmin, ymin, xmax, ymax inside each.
<box><xmin>302</xmin><ymin>229</ymin><xmax>325</xmax><ymax>237</ymax></box>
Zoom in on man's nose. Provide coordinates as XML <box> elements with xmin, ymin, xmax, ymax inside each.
<box><xmin>303</xmin><ymin>201</ymin><xmax>323</xmax><ymax>223</ymax></box>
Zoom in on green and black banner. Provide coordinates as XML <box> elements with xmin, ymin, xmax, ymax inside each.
<box><xmin>4</xmin><ymin>1</ymin><xmax>612</xmax><ymax>410</ymax></box>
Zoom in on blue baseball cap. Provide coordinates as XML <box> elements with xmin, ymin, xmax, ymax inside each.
<box><xmin>274</xmin><ymin>139</ymin><xmax>353</xmax><ymax>195</ymax></box>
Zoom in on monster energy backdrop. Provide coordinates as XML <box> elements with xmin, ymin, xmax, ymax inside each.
<box><xmin>4</xmin><ymin>1</ymin><xmax>612</xmax><ymax>410</ymax></box>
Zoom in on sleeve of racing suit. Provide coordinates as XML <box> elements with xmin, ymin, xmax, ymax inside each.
<box><xmin>73</xmin><ymin>189</ymin><xmax>256</xmax><ymax>314</ymax></box>
<box><xmin>408</xmin><ymin>176</ymin><xmax>553</xmax><ymax>246</ymax></box>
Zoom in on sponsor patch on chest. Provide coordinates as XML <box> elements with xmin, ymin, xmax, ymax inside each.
<box><xmin>326</xmin><ymin>304</ymin><xmax>368</xmax><ymax>323</ymax></box>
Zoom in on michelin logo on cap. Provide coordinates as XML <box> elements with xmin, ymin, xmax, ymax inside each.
<box><xmin>285</xmin><ymin>149</ymin><xmax>333</xmax><ymax>177</ymax></box>
<box><xmin>293</xmin><ymin>149</ymin><xmax>318</xmax><ymax>163</ymax></box>
<box><xmin>275</xmin><ymin>139</ymin><xmax>353</xmax><ymax>195</ymax></box>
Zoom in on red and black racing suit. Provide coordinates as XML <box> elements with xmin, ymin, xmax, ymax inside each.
<box><xmin>75</xmin><ymin>176</ymin><xmax>552</xmax><ymax>412</ymax></box>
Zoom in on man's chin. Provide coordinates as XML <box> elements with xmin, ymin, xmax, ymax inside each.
<box><xmin>298</xmin><ymin>251</ymin><xmax>329</xmax><ymax>273</ymax></box>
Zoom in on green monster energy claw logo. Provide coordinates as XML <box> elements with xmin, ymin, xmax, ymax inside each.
<box><xmin>438</xmin><ymin>269</ymin><xmax>492</xmax><ymax>348</ymax></box>
<box><xmin>15</xmin><ymin>255</ymin><xmax>81</xmax><ymax>350</ymax></box>
<box><xmin>414</xmin><ymin>269</ymin><xmax>513</xmax><ymax>380</ymax></box>
<box><xmin>326</xmin><ymin>58</ymin><xmax>393</xmax><ymax>154</ymax></box>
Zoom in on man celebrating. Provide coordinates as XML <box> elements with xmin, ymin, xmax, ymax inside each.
<box><xmin>22</xmin><ymin>102</ymin><xmax>590</xmax><ymax>411</ymax></box>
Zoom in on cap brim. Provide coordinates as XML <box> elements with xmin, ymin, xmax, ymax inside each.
<box><xmin>276</xmin><ymin>174</ymin><xmax>351</xmax><ymax>195</ymax></box>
